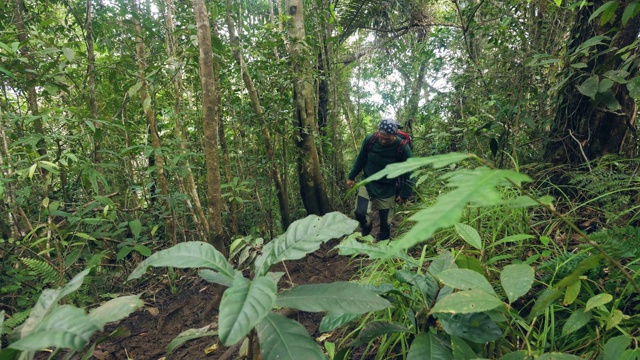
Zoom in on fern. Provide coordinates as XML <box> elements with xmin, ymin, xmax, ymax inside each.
<box><xmin>568</xmin><ymin>158</ymin><xmax>640</xmax><ymax>225</ymax></box>
<box><xmin>537</xmin><ymin>251</ymin><xmax>595</xmax><ymax>285</ymax></box>
<box><xmin>590</xmin><ymin>226</ymin><xmax>640</xmax><ymax>259</ymax></box>
<box><xmin>20</xmin><ymin>257</ymin><xmax>61</xmax><ymax>285</ymax></box>
<box><xmin>1</xmin><ymin>309</ymin><xmax>31</xmax><ymax>335</ymax></box>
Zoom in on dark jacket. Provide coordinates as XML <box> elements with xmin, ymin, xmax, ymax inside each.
<box><xmin>348</xmin><ymin>133</ymin><xmax>413</xmax><ymax>199</ymax></box>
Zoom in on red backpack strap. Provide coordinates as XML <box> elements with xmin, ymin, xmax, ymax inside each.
<box><xmin>397</xmin><ymin>137</ymin><xmax>409</xmax><ymax>159</ymax></box>
<box><xmin>366</xmin><ymin>132</ymin><xmax>379</xmax><ymax>153</ymax></box>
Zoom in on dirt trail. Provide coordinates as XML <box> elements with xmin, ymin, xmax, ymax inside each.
<box><xmin>89</xmin><ymin>241</ymin><xmax>363</xmax><ymax>360</ymax></box>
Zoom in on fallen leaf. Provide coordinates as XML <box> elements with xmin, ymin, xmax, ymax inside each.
<box><xmin>147</xmin><ymin>307</ymin><xmax>160</xmax><ymax>316</ymax></box>
<box><xmin>204</xmin><ymin>342</ymin><xmax>219</xmax><ymax>354</ymax></box>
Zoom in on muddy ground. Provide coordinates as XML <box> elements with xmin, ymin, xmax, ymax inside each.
<box><xmin>86</xmin><ymin>240</ymin><xmax>369</xmax><ymax>360</ymax></box>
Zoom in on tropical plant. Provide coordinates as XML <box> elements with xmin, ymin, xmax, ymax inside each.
<box><xmin>127</xmin><ymin>212</ymin><xmax>393</xmax><ymax>360</ymax></box>
<box><xmin>0</xmin><ymin>268</ymin><xmax>143</xmax><ymax>360</ymax></box>
<box><xmin>324</xmin><ymin>152</ymin><xmax>639</xmax><ymax>359</ymax></box>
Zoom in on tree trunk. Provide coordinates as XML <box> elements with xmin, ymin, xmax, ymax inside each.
<box><xmin>404</xmin><ymin>30</ymin><xmax>429</xmax><ymax>126</ymax></box>
<box><xmin>133</xmin><ymin>0</ymin><xmax>177</xmax><ymax>244</ymax></box>
<box><xmin>192</xmin><ymin>0</ymin><xmax>226</xmax><ymax>253</ymax></box>
<box><xmin>85</xmin><ymin>0</ymin><xmax>105</xmax><ymax>196</ymax></box>
<box><xmin>163</xmin><ymin>0</ymin><xmax>209</xmax><ymax>239</ymax></box>
<box><xmin>544</xmin><ymin>0</ymin><xmax>640</xmax><ymax>166</ymax></box>
<box><xmin>224</xmin><ymin>0</ymin><xmax>291</xmax><ymax>229</ymax></box>
<box><xmin>14</xmin><ymin>0</ymin><xmax>47</xmax><ymax>159</ymax></box>
<box><xmin>285</xmin><ymin>0</ymin><xmax>332</xmax><ymax>216</ymax></box>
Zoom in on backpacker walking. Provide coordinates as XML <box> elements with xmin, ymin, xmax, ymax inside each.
<box><xmin>346</xmin><ymin>119</ymin><xmax>413</xmax><ymax>241</ymax></box>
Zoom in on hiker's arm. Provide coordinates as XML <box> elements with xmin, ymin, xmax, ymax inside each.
<box><xmin>399</xmin><ymin>145</ymin><xmax>414</xmax><ymax>199</ymax></box>
<box><xmin>347</xmin><ymin>136</ymin><xmax>370</xmax><ymax>181</ymax></box>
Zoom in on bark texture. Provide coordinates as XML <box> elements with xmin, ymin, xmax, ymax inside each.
<box><xmin>544</xmin><ymin>0</ymin><xmax>640</xmax><ymax>166</ymax></box>
<box><xmin>285</xmin><ymin>0</ymin><xmax>332</xmax><ymax>216</ymax></box>
<box><xmin>193</xmin><ymin>0</ymin><xmax>226</xmax><ymax>252</ymax></box>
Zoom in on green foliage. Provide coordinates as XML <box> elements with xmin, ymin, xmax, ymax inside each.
<box><xmin>330</xmin><ymin>153</ymin><xmax>639</xmax><ymax>359</ymax></box>
<box><xmin>0</xmin><ymin>268</ymin><xmax>142</xmax><ymax>359</ymax></box>
<box><xmin>19</xmin><ymin>258</ymin><xmax>60</xmax><ymax>286</ymax></box>
<box><xmin>128</xmin><ymin>212</ymin><xmax>392</xmax><ymax>359</ymax></box>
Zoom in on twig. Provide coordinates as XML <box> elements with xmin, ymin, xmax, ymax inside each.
<box><xmin>218</xmin><ymin>339</ymin><xmax>243</xmax><ymax>360</ymax></box>
<box><xmin>569</xmin><ymin>130</ymin><xmax>592</xmax><ymax>171</ymax></box>
<box><xmin>281</xmin><ymin>260</ymin><xmax>294</xmax><ymax>286</ymax></box>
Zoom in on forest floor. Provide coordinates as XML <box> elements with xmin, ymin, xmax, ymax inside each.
<box><xmin>86</xmin><ymin>238</ymin><xmax>371</xmax><ymax>360</ymax></box>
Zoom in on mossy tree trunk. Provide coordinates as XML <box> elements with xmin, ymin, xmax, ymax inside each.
<box><xmin>544</xmin><ymin>1</ymin><xmax>640</xmax><ymax>166</ymax></box>
<box><xmin>285</xmin><ymin>0</ymin><xmax>333</xmax><ymax>216</ymax></box>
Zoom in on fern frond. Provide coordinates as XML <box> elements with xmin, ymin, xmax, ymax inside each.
<box><xmin>590</xmin><ymin>226</ymin><xmax>640</xmax><ymax>259</ymax></box>
<box><xmin>1</xmin><ymin>309</ymin><xmax>31</xmax><ymax>335</ymax></box>
<box><xmin>20</xmin><ymin>257</ymin><xmax>61</xmax><ymax>285</ymax></box>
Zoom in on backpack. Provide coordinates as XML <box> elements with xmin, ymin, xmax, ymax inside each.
<box><xmin>366</xmin><ymin>130</ymin><xmax>412</xmax><ymax>159</ymax></box>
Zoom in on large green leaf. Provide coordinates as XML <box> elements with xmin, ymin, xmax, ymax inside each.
<box><xmin>362</xmin><ymin>153</ymin><xmax>472</xmax><ymax>182</ymax></box>
<box><xmin>555</xmin><ymin>255</ymin><xmax>603</xmax><ymax>288</ymax></box>
<box><xmin>256</xmin><ymin>313</ymin><xmax>325</xmax><ymax>360</ymax></box>
<box><xmin>588</xmin><ymin>1</ymin><xmax>617</xmax><ymax>24</ymax></box>
<box><xmin>407</xmin><ymin>332</ymin><xmax>452</xmax><ymax>360</ymax></box>
<box><xmin>454</xmin><ymin>223</ymin><xmax>482</xmax><ymax>249</ymax></box>
<box><xmin>319</xmin><ymin>312</ymin><xmax>360</xmax><ymax>333</ymax></box>
<box><xmin>488</xmin><ymin>234</ymin><xmax>534</xmax><ymax>249</ymax></box>
<box><xmin>604</xmin><ymin>335</ymin><xmax>631</xmax><ymax>360</ymax></box>
<box><xmin>499</xmin><ymin>351</ymin><xmax>529</xmax><ymax>360</ymax></box>
<box><xmin>219</xmin><ymin>276</ymin><xmax>277</xmax><ymax>346</ymax></box>
<box><xmin>627</xmin><ymin>76</ymin><xmax>640</xmax><ymax>99</ymax></box>
<box><xmin>392</xmin><ymin>167</ymin><xmax>532</xmax><ymax>252</ymax></box>
<box><xmin>437</xmin><ymin>312</ymin><xmax>502</xmax><ymax>343</ymax></box>
<box><xmin>450</xmin><ymin>335</ymin><xmax>479</xmax><ymax>359</ymax></box>
<box><xmin>276</xmin><ymin>282</ymin><xmax>391</xmax><ymax>313</ymax></box>
<box><xmin>0</xmin><ymin>348</ymin><xmax>20</xmax><ymax>360</ymax></box>
<box><xmin>500</xmin><ymin>263</ymin><xmax>534</xmax><ymax>303</ymax></box>
<box><xmin>198</xmin><ymin>269</ymin><xmax>235</xmax><ymax>287</ymax></box>
<box><xmin>10</xmin><ymin>306</ymin><xmax>99</xmax><ymax>351</ymax></box>
<box><xmin>538</xmin><ymin>353</ymin><xmax>584</xmax><ymax>360</ymax></box>
<box><xmin>563</xmin><ymin>280</ymin><xmax>581</xmax><ymax>305</ymax></box>
<box><xmin>336</xmin><ymin>235</ymin><xmax>411</xmax><ymax>261</ymax></box>
<box><xmin>88</xmin><ymin>295</ymin><xmax>143</xmax><ymax>330</ymax></box>
<box><xmin>17</xmin><ymin>269</ymin><xmax>90</xmax><ymax>339</ymax></box>
<box><xmin>622</xmin><ymin>2</ymin><xmax>640</xmax><ymax>26</ymax></box>
<box><xmin>254</xmin><ymin>212</ymin><xmax>358</xmax><ymax>276</ymax></box>
<box><xmin>585</xmin><ymin>293</ymin><xmax>612</xmax><ymax>312</ymax></box>
<box><xmin>561</xmin><ymin>309</ymin><xmax>592</xmax><ymax>336</ymax></box>
<box><xmin>166</xmin><ymin>325</ymin><xmax>217</xmax><ymax>357</ymax></box>
<box><xmin>394</xmin><ymin>270</ymin><xmax>439</xmax><ymax>302</ymax></box>
<box><xmin>127</xmin><ymin>241</ymin><xmax>236</xmax><ymax>281</ymax></box>
<box><xmin>437</xmin><ymin>269</ymin><xmax>496</xmax><ymax>296</ymax></box>
<box><xmin>430</xmin><ymin>289</ymin><xmax>503</xmax><ymax>314</ymax></box>
<box><xmin>577</xmin><ymin>75</ymin><xmax>599</xmax><ymax>100</ymax></box>
<box><xmin>349</xmin><ymin>321</ymin><xmax>409</xmax><ymax>347</ymax></box>
<box><xmin>428</xmin><ymin>252</ymin><xmax>458</xmax><ymax>276</ymax></box>
<box><xmin>529</xmin><ymin>288</ymin><xmax>563</xmax><ymax>319</ymax></box>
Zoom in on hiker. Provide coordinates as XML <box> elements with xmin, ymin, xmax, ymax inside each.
<box><xmin>345</xmin><ymin>119</ymin><xmax>413</xmax><ymax>241</ymax></box>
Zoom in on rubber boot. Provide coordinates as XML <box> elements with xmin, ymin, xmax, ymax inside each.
<box><xmin>355</xmin><ymin>196</ymin><xmax>372</xmax><ymax>236</ymax></box>
<box><xmin>377</xmin><ymin>209</ymin><xmax>391</xmax><ymax>241</ymax></box>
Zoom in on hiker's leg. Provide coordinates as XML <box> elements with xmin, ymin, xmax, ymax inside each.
<box><xmin>355</xmin><ymin>186</ymin><xmax>372</xmax><ymax>235</ymax></box>
<box><xmin>373</xmin><ymin>196</ymin><xmax>396</xmax><ymax>241</ymax></box>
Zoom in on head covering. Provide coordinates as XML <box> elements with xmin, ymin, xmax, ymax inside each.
<box><xmin>378</xmin><ymin>119</ymin><xmax>398</xmax><ymax>135</ymax></box>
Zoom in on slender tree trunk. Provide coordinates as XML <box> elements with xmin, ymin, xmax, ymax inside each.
<box><xmin>14</xmin><ymin>0</ymin><xmax>46</xmax><ymax>159</ymax></box>
<box><xmin>133</xmin><ymin>0</ymin><xmax>177</xmax><ymax>244</ymax></box>
<box><xmin>218</xmin><ymin>119</ymin><xmax>238</xmax><ymax>235</ymax></box>
<box><xmin>225</xmin><ymin>0</ymin><xmax>291</xmax><ymax>229</ymax></box>
<box><xmin>544</xmin><ymin>0</ymin><xmax>640</xmax><ymax>165</ymax></box>
<box><xmin>405</xmin><ymin>30</ymin><xmax>429</xmax><ymax>126</ymax></box>
<box><xmin>163</xmin><ymin>0</ymin><xmax>208</xmax><ymax>238</ymax></box>
<box><xmin>85</xmin><ymin>0</ymin><xmax>105</xmax><ymax>196</ymax></box>
<box><xmin>284</xmin><ymin>0</ymin><xmax>332</xmax><ymax>216</ymax></box>
<box><xmin>192</xmin><ymin>0</ymin><xmax>226</xmax><ymax>253</ymax></box>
